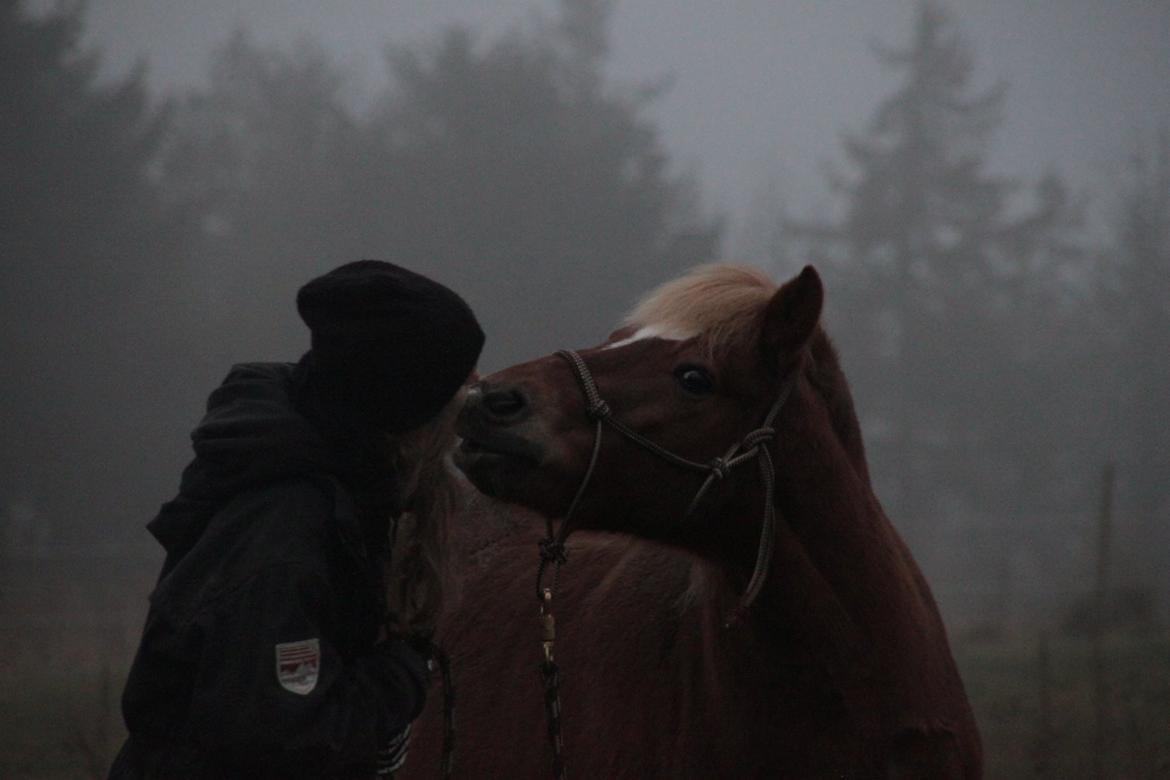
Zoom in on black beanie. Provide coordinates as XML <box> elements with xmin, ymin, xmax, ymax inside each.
<box><xmin>296</xmin><ymin>260</ymin><xmax>484</xmax><ymax>434</ymax></box>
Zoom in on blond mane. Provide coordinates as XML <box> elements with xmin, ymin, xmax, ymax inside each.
<box><xmin>623</xmin><ymin>264</ymin><xmax>777</xmax><ymax>357</ymax></box>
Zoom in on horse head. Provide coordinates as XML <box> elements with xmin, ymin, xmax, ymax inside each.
<box><xmin>455</xmin><ymin>263</ymin><xmax>834</xmax><ymax>565</ymax></box>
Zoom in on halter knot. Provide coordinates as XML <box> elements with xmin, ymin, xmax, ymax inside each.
<box><xmin>741</xmin><ymin>427</ymin><xmax>775</xmax><ymax>449</ymax></box>
<box><xmin>586</xmin><ymin>399</ymin><xmax>611</xmax><ymax>420</ymax></box>
<box><xmin>538</xmin><ymin>537</ymin><xmax>569</xmax><ymax>566</ymax></box>
<box><xmin>707</xmin><ymin>456</ymin><xmax>731</xmax><ymax>480</ymax></box>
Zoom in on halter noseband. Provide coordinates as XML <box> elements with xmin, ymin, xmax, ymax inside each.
<box><xmin>537</xmin><ymin>348</ymin><xmax>796</xmax><ymax>621</ymax></box>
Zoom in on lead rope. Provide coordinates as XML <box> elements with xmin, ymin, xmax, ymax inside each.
<box><xmin>379</xmin><ymin>520</ymin><xmax>453</xmax><ymax>780</ymax></box>
<box><xmin>726</xmin><ymin>440</ymin><xmax>779</xmax><ymax>626</ymax></box>
<box><xmin>376</xmin><ymin>630</ymin><xmax>454</xmax><ymax>779</ymax></box>
<box><xmin>539</xmin><ymin>588</ymin><xmax>567</xmax><ymax>780</ymax></box>
<box><xmin>532</xmin><ymin>362</ymin><xmax>606</xmax><ymax>780</ymax></box>
<box><xmin>431</xmin><ymin>642</ymin><xmax>456</xmax><ymax>780</ymax></box>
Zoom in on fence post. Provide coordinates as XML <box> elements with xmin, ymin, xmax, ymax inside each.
<box><xmin>1091</xmin><ymin>463</ymin><xmax>1115</xmax><ymax>780</ymax></box>
<box><xmin>1034</xmin><ymin>632</ymin><xmax>1052</xmax><ymax>776</ymax></box>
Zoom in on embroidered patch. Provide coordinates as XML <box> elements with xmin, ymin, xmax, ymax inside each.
<box><xmin>275</xmin><ymin>638</ymin><xmax>320</xmax><ymax>695</ymax></box>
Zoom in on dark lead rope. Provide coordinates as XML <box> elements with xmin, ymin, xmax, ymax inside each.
<box><xmin>384</xmin><ymin>635</ymin><xmax>454</xmax><ymax>780</ymax></box>
<box><xmin>533</xmin><ymin>348</ymin><xmax>797</xmax><ymax>780</ymax></box>
<box><xmin>432</xmin><ymin>643</ymin><xmax>456</xmax><ymax>780</ymax></box>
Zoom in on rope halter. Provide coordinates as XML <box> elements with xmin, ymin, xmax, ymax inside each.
<box><xmin>537</xmin><ymin>348</ymin><xmax>796</xmax><ymax>622</ymax></box>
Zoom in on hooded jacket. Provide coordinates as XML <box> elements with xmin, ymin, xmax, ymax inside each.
<box><xmin>110</xmin><ymin>363</ymin><xmax>428</xmax><ymax>779</ymax></box>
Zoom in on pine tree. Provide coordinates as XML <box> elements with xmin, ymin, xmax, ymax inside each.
<box><xmin>160</xmin><ymin>31</ymin><xmax>368</xmax><ymax>363</ymax></box>
<box><xmin>788</xmin><ymin>1</ymin><xmax>1081</xmax><ymax>555</ymax></box>
<box><xmin>1103</xmin><ymin>132</ymin><xmax>1170</xmax><ymax>586</ymax></box>
<box><xmin>0</xmin><ymin>0</ymin><xmax>199</xmax><ymax>545</ymax></box>
<box><xmin>364</xmin><ymin>0</ymin><xmax>717</xmax><ymax>364</ymax></box>
<box><xmin>165</xmin><ymin>0</ymin><xmax>719</xmax><ymax>368</ymax></box>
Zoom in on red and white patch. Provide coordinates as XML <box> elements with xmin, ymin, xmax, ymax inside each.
<box><xmin>275</xmin><ymin>638</ymin><xmax>320</xmax><ymax>695</ymax></box>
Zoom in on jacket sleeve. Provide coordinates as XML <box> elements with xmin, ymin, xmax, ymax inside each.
<box><xmin>184</xmin><ymin>560</ymin><xmax>428</xmax><ymax>774</ymax></box>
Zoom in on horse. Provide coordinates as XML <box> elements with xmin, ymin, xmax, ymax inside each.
<box><xmin>404</xmin><ymin>264</ymin><xmax>982</xmax><ymax>778</ymax></box>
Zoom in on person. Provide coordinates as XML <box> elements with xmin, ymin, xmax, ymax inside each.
<box><xmin>108</xmin><ymin>260</ymin><xmax>484</xmax><ymax>779</ymax></box>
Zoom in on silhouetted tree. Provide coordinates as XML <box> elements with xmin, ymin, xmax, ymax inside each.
<box><xmin>0</xmin><ymin>0</ymin><xmax>200</xmax><ymax>545</ymax></box>
<box><xmin>160</xmin><ymin>31</ymin><xmax>369</xmax><ymax>364</ymax></box>
<box><xmin>1099</xmin><ymin>132</ymin><xmax>1170</xmax><ymax>587</ymax></box>
<box><xmin>165</xmin><ymin>0</ymin><xmax>719</xmax><ymax>369</ymax></box>
<box><xmin>787</xmin><ymin>1</ymin><xmax>1082</xmax><ymax>558</ymax></box>
<box><xmin>376</xmin><ymin>4</ymin><xmax>717</xmax><ymax>363</ymax></box>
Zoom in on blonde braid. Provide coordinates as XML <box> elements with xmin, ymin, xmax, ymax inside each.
<box><xmin>382</xmin><ymin>385</ymin><xmax>468</xmax><ymax>638</ymax></box>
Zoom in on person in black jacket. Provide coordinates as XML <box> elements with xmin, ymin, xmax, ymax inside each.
<box><xmin>109</xmin><ymin>260</ymin><xmax>484</xmax><ymax>779</ymax></box>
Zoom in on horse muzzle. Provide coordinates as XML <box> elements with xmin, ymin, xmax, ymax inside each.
<box><xmin>454</xmin><ymin>383</ymin><xmax>546</xmax><ymax>491</ymax></box>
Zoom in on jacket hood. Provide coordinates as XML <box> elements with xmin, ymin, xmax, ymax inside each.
<box><xmin>148</xmin><ymin>362</ymin><xmax>345</xmax><ymax>556</ymax></box>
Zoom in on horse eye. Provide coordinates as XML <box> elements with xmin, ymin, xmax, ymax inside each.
<box><xmin>674</xmin><ymin>366</ymin><xmax>715</xmax><ymax>396</ymax></box>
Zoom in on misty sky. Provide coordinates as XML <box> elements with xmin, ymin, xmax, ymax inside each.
<box><xmin>75</xmin><ymin>0</ymin><xmax>1170</xmax><ymax>245</ymax></box>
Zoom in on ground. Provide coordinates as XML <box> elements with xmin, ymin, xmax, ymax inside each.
<box><xmin>2</xmin><ymin>559</ymin><xmax>1167</xmax><ymax>778</ymax></box>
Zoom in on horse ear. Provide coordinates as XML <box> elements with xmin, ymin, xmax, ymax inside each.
<box><xmin>761</xmin><ymin>265</ymin><xmax>823</xmax><ymax>363</ymax></box>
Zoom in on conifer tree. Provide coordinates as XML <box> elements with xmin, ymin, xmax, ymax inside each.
<box><xmin>1103</xmin><ymin>133</ymin><xmax>1170</xmax><ymax>585</ymax></box>
<box><xmin>1</xmin><ymin>0</ymin><xmax>198</xmax><ymax>544</ymax></box>
<box><xmin>160</xmin><ymin>31</ymin><xmax>366</xmax><ymax>362</ymax></box>
<box><xmin>788</xmin><ymin>1</ymin><xmax>1080</xmax><ymax>553</ymax></box>
<box><xmin>362</xmin><ymin>0</ymin><xmax>717</xmax><ymax>363</ymax></box>
<box><xmin>165</xmin><ymin>0</ymin><xmax>719</xmax><ymax>368</ymax></box>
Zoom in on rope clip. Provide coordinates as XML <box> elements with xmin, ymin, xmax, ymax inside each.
<box><xmin>540</xmin><ymin>587</ymin><xmax>557</xmax><ymax>662</ymax></box>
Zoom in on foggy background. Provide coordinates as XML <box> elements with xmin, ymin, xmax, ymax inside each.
<box><xmin>2</xmin><ymin>0</ymin><xmax>1167</xmax><ymax>776</ymax></box>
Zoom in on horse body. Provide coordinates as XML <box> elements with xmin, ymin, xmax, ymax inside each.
<box><xmin>408</xmin><ymin>512</ymin><xmax>876</xmax><ymax>778</ymax></box>
<box><xmin>407</xmin><ymin>265</ymin><xmax>981</xmax><ymax>778</ymax></box>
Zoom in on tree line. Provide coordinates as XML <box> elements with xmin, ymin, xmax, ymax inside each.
<box><xmin>1</xmin><ymin>0</ymin><xmax>1165</xmax><ymax>616</ymax></box>
<box><xmin>762</xmin><ymin>2</ymin><xmax>1168</xmax><ymax>611</ymax></box>
<box><xmin>1</xmin><ymin>0</ymin><xmax>716</xmax><ymax>551</ymax></box>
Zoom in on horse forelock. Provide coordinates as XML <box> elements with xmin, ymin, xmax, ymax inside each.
<box><xmin>622</xmin><ymin>263</ymin><xmax>777</xmax><ymax>358</ymax></box>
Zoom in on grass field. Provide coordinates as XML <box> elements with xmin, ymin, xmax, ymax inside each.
<box><xmin>956</xmin><ymin>632</ymin><xmax>1170</xmax><ymax>779</ymax></box>
<box><xmin>4</xmin><ymin>630</ymin><xmax>1166</xmax><ymax>778</ymax></box>
<box><xmin>0</xmin><ymin>662</ymin><xmax>124</xmax><ymax>779</ymax></box>
<box><xmin>1</xmin><ymin>556</ymin><xmax>148</xmax><ymax>779</ymax></box>
<box><xmin>3</xmin><ymin>556</ymin><xmax>1167</xmax><ymax>779</ymax></box>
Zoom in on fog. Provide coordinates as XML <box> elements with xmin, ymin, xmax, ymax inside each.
<box><xmin>2</xmin><ymin>0</ymin><xmax>1168</xmax><ymax>776</ymax></box>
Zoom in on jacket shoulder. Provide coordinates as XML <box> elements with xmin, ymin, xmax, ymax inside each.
<box><xmin>150</xmin><ymin>476</ymin><xmax>354</xmax><ymax>621</ymax></box>
<box><xmin>213</xmin><ymin>476</ymin><xmax>350</xmax><ymax>570</ymax></box>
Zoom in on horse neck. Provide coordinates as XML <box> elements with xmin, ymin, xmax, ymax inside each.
<box><xmin>758</xmin><ymin>381</ymin><xmax>943</xmax><ymax>668</ymax></box>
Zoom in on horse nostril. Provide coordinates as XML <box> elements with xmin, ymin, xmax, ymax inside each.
<box><xmin>482</xmin><ymin>386</ymin><xmax>529</xmax><ymax>422</ymax></box>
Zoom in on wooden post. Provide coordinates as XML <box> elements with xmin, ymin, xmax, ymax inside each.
<box><xmin>1091</xmin><ymin>463</ymin><xmax>1115</xmax><ymax>780</ymax></box>
<box><xmin>1034</xmin><ymin>632</ymin><xmax>1052</xmax><ymax>776</ymax></box>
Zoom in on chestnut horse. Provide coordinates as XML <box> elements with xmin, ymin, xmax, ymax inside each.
<box><xmin>405</xmin><ymin>265</ymin><xmax>981</xmax><ymax>778</ymax></box>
